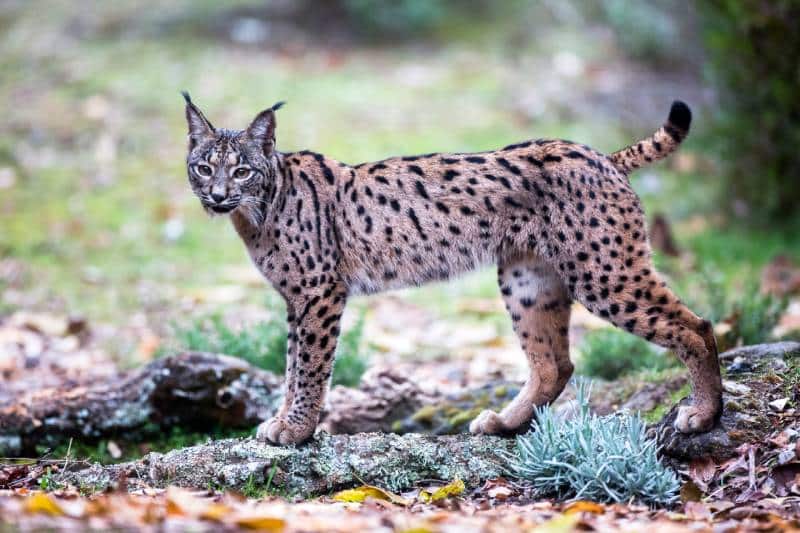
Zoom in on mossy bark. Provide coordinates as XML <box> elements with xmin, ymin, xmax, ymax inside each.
<box><xmin>59</xmin><ymin>432</ymin><xmax>514</xmax><ymax>496</ymax></box>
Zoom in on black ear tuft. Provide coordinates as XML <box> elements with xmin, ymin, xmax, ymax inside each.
<box><xmin>271</xmin><ymin>101</ymin><xmax>286</xmax><ymax>112</ymax></box>
<box><xmin>183</xmin><ymin>92</ymin><xmax>215</xmax><ymax>140</ymax></box>
<box><xmin>668</xmin><ymin>100</ymin><xmax>692</xmax><ymax>132</ymax></box>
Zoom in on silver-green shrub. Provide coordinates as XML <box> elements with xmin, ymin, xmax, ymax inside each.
<box><xmin>508</xmin><ymin>382</ymin><xmax>679</xmax><ymax>507</ymax></box>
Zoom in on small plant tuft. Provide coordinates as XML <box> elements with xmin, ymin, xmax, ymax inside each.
<box><xmin>509</xmin><ymin>381</ymin><xmax>680</xmax><ymax>507</ymax></box>
<box><xmin>38</xmin><ymin>467</ymin><xmax>62</xmax><ymax>492</ymax></box>
<box><xmin>577</xmin><ymin>329</ymin><xmax>678</xmax><ymax>381</ymax></box>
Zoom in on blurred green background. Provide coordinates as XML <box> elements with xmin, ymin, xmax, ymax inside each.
<box><xmin>1</xmin><ymin>0</ymin><xmax>798</xmax><ymax>366</ymax></box>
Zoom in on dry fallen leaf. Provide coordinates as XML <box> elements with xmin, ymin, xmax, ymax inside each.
<box><xmin>24</xmin><ymin>493</ymin><xmax>64</xmax><ymax>516</ymax></box>
<box><xmin>234</xmin><ymin>514</ymin><xmax>286</xmax><ymax>531</ymax></box>
<box><xmin>419</xmin><ymin>478</ymin><xmax>465</xmax><ymax>504</ymax></box>
<box><xmin>487</xmin><ymin>485</ymin><xmax>513</xmax><ymax>500</ymax></box>
<box><xmin>563</xmin><ymin>500</ymin><xmax>605</xmax><ymax>515</ymax></box>
<box><xmin>688</xmin><ymin>456</ymin><xmax>717</xmax><ymax>491</ymax></box>
<box><xmin>107</xmin><ymin>440</ymin><xmax>122</xmax><ymax>459</ymax></box>
<box><xmin>332</xmin><ymin>485</ymin><xmax>411</xmax><ymax>506</ymax></box>
<box><xmin>684</xmin><ymin>501</ymin><xmax>713</xmax><ymax>521</ymax></box>
<box><xmin>200</xmin><ymin>502</ymin><xmax>232</xmax><ymax>522</ymax></box>
<box><xmin>680</xmin><ymin>479</ymin><xmax>703</xmax><ymax>502</ymax></box>
<box><xmin>531</xmin><ymin>513</ymin><xmax>581</xmax><ymax>532</ymax></box>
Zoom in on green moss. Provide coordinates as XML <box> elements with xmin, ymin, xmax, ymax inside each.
<box><xmin>493</xmin><ymin>385</ymin><xmax>508</xmax><ymax>398</ymax></box>
<box><xmin>38</xmin><ymin>467</ymin><xmax>63</xmax><ymax>492</ymax></box>
<box><xmin>447</xmin><ymin>407</ymin><xmax>482</xmax><ymax>428</ymax></box>
<box><xmin>401</xmin><ymin>382</ymin><xmax>518</xmax><ymax>435</ymax></box>
<box><xmin>783</xmin><ymin>354</ymin><xmax>800</xmax><ymax>398</ymax></box>
<box><xmin>411</xmin><ymin>405</ymin><xmax>438</xmax><ymax>424</ymax></box>
<box><xmin>240</xmin><ymin>464</ymin><xmax>285</xmax><ymax>500</ymax></box>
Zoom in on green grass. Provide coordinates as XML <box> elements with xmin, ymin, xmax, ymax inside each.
<box><xmin>163</xmin><ymin>308</ymin><xmax>369</xmax><ymax>387</ymax></box>
<box><xmin>685</xmin><ymin>221</ymin><xmax>800</xmax><ymax>282</ymax></box>
<box><xmin>165</xmin><ymin>314</ymin><xmax>288</xmax><ymax>373</ymax></box>
<box><xmin>0</xmin><ymin>0</ymin><xmax>632</xmax><ymax>332</ymax></box>
<box><xmin>577</xmin><ymin>329</ymin><xmax>679</xmax><ymax>381</ymax></box>
<box><xmin>641</xmin><ymin>382</ymin><xmax>691</xmax><ymax>424</ymax></box>
<box><xmin>675</xmin><ymin>270</ymin><xmax>788</xmax><ymax>346</ymax></box>
<box><xmin>240</xmin><ymin>464</ymin><xmax>288</xmax><ymax>500</ymax></box>
<box><xmin>40</xmin><ymin>425</ymin><xmax>254</xmax><ymax>465</ymax></box>
<box><xmin>331</xmin><ymin>311</ymin><xmax>369</xmax><ymax>387</ymax></box>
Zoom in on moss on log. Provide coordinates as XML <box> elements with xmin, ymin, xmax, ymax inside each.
<box><xmin>60</xmin><ymin>432</ymin><xmax>514</xmax><ymax>495</ymax></box>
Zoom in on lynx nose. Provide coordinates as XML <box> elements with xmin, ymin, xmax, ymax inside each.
<box><xmin>210</xmin><ymin>189</ymin><xmax>226</xmax><ymax>203</ymax></box>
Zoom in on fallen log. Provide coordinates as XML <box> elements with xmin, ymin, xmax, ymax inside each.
<box><xmin>0</xmin><ymin>352</ymin><xmax>518</xmax><ymax>456</ymax></box>
<box><xmin>58</xmin><ymin>432</ymin><xmax>514</xmax><ymax>495</ymax></box>
<box><xmin>0</xmin><ymin>352</ymin><xmax>282</xmax><ymax>456</ymax></box>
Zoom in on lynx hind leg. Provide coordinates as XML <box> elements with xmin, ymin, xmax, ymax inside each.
<box><xmin>470</xmin><ymin>258</ymin><xmax>572</xmax><ymax>436</ymax></box>
<box><xmin>573</xmin><ymin>263</ymin><xmax>722</xmax><ymax>434</ymax></box>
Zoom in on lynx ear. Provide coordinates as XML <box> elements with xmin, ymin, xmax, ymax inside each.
<box><xmin>245</xmin><ymin>101</ymin><xmax>285</xmax><ymax>156</ymax></box>
<box><xmin>182</xmin><ymin>91</ymin><xmax>215</xmax><ymax>148</ymax></box>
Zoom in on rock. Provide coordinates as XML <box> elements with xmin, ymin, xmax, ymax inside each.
<box><xmin>653</xmin><ymin>342</ymin><xmax>799</xmax><ymax>461</ymax></box>
<box><xmin>777</xmin><ymin>448</ymin><xmax>796</xmax><ymax>465</ymax></box>
<box><xmin>59</xmin><ymin>433</ymin><xmax>514</xmax><ymax>495</ymax></box>
<box><xmin>722</xmin><ymin>380</ymin><xmax>751</xmax><ymax>396</ymax></box>
<box><xmin>769</xmin><ymin>398</ymin><xmax>789</xmax><ymax>411</ymax></box>
<box><xmin>720</xmin><ymin>341</ymin><xmax>800</xmax><ymax>366</ymax></box>
<box><xmin>726</xmin><ymin>356</ymin><xmax>754</xmax><ymax>374</ymax></box>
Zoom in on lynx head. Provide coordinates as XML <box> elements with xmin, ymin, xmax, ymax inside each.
<box><xmin>182</xmin><ymin>92</ymin><xmax>284</xmax><ymax>226</ymax></box>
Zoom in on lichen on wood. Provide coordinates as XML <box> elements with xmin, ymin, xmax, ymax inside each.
<box><xmin>59</xmin><ymin>432</ymin><xmax>515</xmax><ymax>496</ymax></box>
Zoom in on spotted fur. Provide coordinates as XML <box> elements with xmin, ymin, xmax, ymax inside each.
<box><xmin>183</xmin><ymin>94</ymin><xmax>722</xmax><ymax>445</ymax></box>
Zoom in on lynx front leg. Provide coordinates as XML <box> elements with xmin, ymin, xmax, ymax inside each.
<box><xmin>257</xmin><ymin>284</ymin><xmax>347</xmax><ymax>445</ymax></box>
<box><xmin>274</xmin><ymin>307</ymin><xmax>298</xmax><ymax>419</ymax></box>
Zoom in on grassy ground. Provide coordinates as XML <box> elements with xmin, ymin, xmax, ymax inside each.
<box><xmin>1</xmin><ymin>0</ymin><xmax>798</xmax><ymax>369</ymax></box>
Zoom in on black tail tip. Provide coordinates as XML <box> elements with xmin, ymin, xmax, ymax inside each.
<box><xmin>271</xmin><ymin>101</ymin><xmax>286</xmax><ymax>111</ymax></box>
<box><xmin>668</xmin><ymin>100</ymin><xmax>692</xmax><ymax>131</ymax></box>
<box><xmin>181</xmin><ymin>90</ymin><xmax>192</xmax><ymax>104</ymax></box>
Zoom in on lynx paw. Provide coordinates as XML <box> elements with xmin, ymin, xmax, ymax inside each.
<box><xmin>673</xmin><ymin>403</ymin><xmax>718</xmax><ymax>434</ymax></box>
<box><xmin>256</xmin><ymin>416</ymin><xmax>314</xmax><ymax>445</ymax></box>
<box><xmin>469</xmin><ymin>409</ymin><xmax>508</xmax><ymax>435</ymax></box>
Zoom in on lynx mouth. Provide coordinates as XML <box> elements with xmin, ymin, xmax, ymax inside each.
<box><xmin>208</xmin><ymin>202</ymin><xmax>238</xmax><ymax>214</ymax></box>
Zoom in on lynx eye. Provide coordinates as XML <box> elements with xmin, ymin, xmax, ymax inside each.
<box><xmin>234</xmin><ymin>167</ymin><xmax>251</xmax><ymax>180</ymax></box>
<box><xmin>196</xmin><ymin>164</ymin><xmax>212</xmax><ymax>177</ymax></box>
